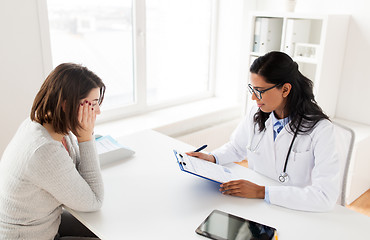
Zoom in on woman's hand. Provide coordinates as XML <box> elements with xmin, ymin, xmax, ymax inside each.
<box><xmin>76</xmin><ymin>100</ymin><xmax>96</xmax><ymax>143</ymax></box>
<box><xmin>186</xmin><ymin>152</ymin><xmax>216</xmax><ymax>163</ymax></box>
<box><xmin>220</xmin><ymin>180</ymin><xmax>265</xmax><ymax>199</ymax></box>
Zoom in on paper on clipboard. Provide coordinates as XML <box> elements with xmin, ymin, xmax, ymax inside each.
<box><xmin>173</xmin><ymin>150</ymin><xmax>235</xmax><ymax>184</ymax></box>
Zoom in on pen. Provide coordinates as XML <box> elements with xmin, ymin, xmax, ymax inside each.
<box><xmin>194</xmin><ymin>145</ymin><xmax>207</xmax><ymax>152</ymax></box>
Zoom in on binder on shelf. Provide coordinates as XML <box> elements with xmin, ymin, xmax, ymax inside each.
<box><xmin>95</xmin><ymin>135</ymin><xmax>135</xmax><ymax>166</ymax></box>
<box><xmin>252</xmin><ymin>17</ymin><xmax>262</xmax><ymax>52</ymax></box>
<box><xmin>284</xmin><ymin>19</ymin><xmax>311</xmax><ymax>57</ymax></box>
<box><xmin>258</xmin><ymin>17</ymin><xmax>283</xmax><ymax>54</ymax></box>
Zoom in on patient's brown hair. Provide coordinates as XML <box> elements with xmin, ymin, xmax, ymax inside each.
<box><xmin>31</xmin><ymin>63</ymin><xmax>105</xmax><ymax>137</ymax></box>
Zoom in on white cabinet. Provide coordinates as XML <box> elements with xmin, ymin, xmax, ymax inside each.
<box><xmin>246</xmin><ymin>12</ymin><xmax>350</xmax><ymax>118</ymax></box>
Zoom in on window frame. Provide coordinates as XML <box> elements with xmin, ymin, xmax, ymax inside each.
<box><xmin>39</xmin><ymin>0</ymin><xmax>220</xmax><ymax>123</ymax></box>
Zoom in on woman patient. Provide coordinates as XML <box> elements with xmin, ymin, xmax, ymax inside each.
<box><xmin>0</xmin><ymin>63</ymin><xmax>105</xmax><ymax>239</ymax></box>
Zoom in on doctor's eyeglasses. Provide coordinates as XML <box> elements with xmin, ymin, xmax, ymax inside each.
<box><xmin>248</xmin><ymin>83</ymin><xmax>282</xmax><ymax>100</ymax></box>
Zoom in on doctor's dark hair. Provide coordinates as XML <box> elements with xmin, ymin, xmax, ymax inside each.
<box><xmin>31</xmin><ymin>63</ymin><xmax>105</xmax><ymax>137</ymax></box>
<box><xmin>250</xmin><ymin>51</ymin><xmax>329</xmax><ymax>134</ymax></box>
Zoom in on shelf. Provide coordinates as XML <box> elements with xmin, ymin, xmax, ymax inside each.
<box><xmin>251</xmin><ymin>53</ymin><xmax>318</xmax><ymax>64</ymax></box>
<box><xmin>250</xmin><ymin>52</ymin><xmax>264</xmax><ymax>57</ymax></box>
<box><xmin>293</xmin><ymin>56</ymin><xmax>318</xmax><ymax>64</ymax></box>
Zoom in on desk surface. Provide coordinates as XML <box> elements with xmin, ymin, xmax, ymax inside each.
<box><xmin>68</xmin><ymin>130</ymin><xmax>370</xmax><ymax>240</ymax></box>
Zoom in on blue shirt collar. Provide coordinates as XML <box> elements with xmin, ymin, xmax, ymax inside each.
<box><xmin>271</xmin><ymin>111</ymin><xmax>290</xmax><ymax>127</ymax></box>
<box><xmin>271</xmin><ymin>112</ymin><xmax>290</xmax><ymax>140</ymax></box>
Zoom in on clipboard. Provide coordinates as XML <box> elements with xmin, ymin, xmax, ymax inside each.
<box><xmin>173</xmin><ymin>150</ymin><xmax>234</xmax><ymax>184</ymax></box>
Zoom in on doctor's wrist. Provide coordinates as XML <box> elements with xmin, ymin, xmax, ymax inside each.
<box><xmin>258</xmin><ymin>186</ymin><xmax>266</xmax><ymax>199</ymax></box>
<box><xmin>209</xmin><ymin>155</ymin><xmax>216</xmax><ymax>163</ymax></box>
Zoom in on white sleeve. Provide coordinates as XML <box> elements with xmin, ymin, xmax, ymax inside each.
<box><xmin>26</xmin><ymin>140</ymin><xmax>104</xmax><ymax>212</ymax></box>
<box><xmin>212</xmin><ymin>107</ymin><xmax>257</xmax><ymax>165</ymax></box>
<box><xmin>268</xmin><ymin>122</ymin><xmax>340</xmax><ymax>212</ymax></box>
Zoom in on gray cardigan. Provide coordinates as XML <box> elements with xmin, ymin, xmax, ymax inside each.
<box><xmin>0</xmin><ymin>119</ymin><xmax>104</xmax><ymax>240</ymax></box>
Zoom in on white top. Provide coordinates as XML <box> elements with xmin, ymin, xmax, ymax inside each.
<box><xmin>212</xmin><ymin>107</ymin><xmax>340</xmax><ymax>212</ymax></box>
<box><xmin>0</xmin><ymin>119</ymin><xmax>104</xmax><ymax>240</ymax></box>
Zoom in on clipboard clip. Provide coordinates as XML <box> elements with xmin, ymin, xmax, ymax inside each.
<box><xmin>179</xmin><ymin>153</ymin><xmax>186</xmax><ymax>165</ymax></box>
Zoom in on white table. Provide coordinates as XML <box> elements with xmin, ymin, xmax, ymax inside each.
<box><xmin>68</xmin><ymin>130</ymin><xmax>370</xmax><ymax>240</ymax></box>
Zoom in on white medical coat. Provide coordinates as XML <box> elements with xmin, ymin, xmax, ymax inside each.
<box><xmin>212</xmin><ymin>107</ymin><xmax>340</xmax><ymax>212</ymax></box>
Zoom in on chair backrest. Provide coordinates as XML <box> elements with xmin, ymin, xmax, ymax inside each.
<box><xmin>332</xmin><ymin>121</ymin><xmax>355</xmax><ymax>206</ymax></box>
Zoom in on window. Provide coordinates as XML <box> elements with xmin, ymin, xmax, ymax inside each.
<box><xmin>146</xmin><ymin>0</ymin><xmax>213</xmax><ymax>104</ymax></box>
<box><xmin>47</xmin><ymin>0</ymin><xmax>134</xmax><ymax>110</ymax></box>
<box><xmin>47</xmin><ymin>0</ymin><xmax>215</xmax><ymax>117</ymax></box>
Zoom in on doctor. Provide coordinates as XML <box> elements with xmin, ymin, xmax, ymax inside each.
<box><xmin>187</xmin><ymin>51</ymin><xmax>340</xmax><ymax>212</ymax></box>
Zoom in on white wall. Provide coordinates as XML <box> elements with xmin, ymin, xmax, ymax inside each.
<box><xmin>333</xmin><ymin>1</ymin><xmax>370</xmax><ymax>124</ymax></box>
<box><xmin>0</xmin><ymin>0</ymin><xmax>46</xmax><ymax>155</ymax></box>
<box><xmin>214</xmin><ymin>0</ymin><xmax>255</xmax><ymax>102</ymax></box>
<box><xmin>256</xmin><ymin>0</ymin><xmax>370</xmax><ymax>125</ymax></box>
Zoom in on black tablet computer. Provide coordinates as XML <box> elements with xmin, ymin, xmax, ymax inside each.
<box><xmin>196</xmin><ymin>210</ymin><xmax>277</xmax><ymax>240</ymax></box>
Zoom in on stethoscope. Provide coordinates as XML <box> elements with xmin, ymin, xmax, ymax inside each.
<box><xmin>247</xmin><ymin>118</ymin><xmax>302</xmax><ymax>183</ymax></box>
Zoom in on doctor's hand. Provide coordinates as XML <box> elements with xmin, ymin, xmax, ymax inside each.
<box><xmin>185</xmin><ymin>152</ymin><xmax>216</xmax><ymax>163</ymax></box>
<box><xmin>220</xmin><ymin>180</ymin><xmax>265</xmax><ymax>199</ymax></box>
